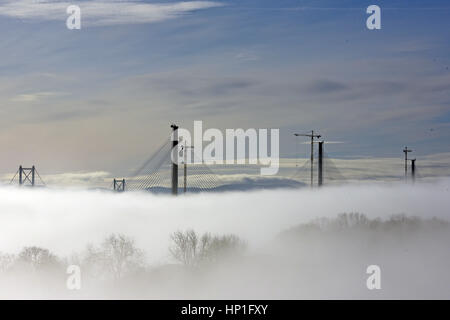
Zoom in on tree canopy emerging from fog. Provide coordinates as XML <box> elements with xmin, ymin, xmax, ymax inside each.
<box><xmin>17</xmin><ymin>246</ymin><xmax>60</xmax><ymax>271</ymax></box>
<box><xmin>280</xmin><ymin>213</ymin><xmax>449</xmax><ymax>239</ymax></box>
<box><xmin>169</xmin><ymin>230</ymin><xmax>247</xmax><ymax>266</ymax></box>
<box><xmin>81</xmin><ymin>233</ymin><xmax>145</xmax><ymax>280</ymax></box>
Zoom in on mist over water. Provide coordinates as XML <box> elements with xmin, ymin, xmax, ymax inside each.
<box><xmin>0</xmin><ymin>180</ymin><xmax>449</xmax><ymax>299</ymax></box>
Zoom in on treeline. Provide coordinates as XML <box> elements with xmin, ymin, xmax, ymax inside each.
<box><xmin>1</xmin><ymin>213</ymin><xmax>448</xmax><ymax>281</ymax></box>
<box><xmin>278</xmin><ymin>213</ymin><xmax>450</xmax><ymax>249</ymax></box>
<box><xmin>0</xmin><ymin>231</ymin><xmax>247</xmax><ymax>280</ymax></box>
<box><xmin>280</xmin><ymin>213</ymin><xmax>448</xmax><ymax>236</ymax></box>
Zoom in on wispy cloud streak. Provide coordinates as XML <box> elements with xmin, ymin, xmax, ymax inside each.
<box><xmin>0</xmin><ymin>0</ymin><xmax>223</xmax><ymax>26</ymax></box>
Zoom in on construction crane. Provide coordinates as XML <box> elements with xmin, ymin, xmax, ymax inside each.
<box><xmin>294</xmin><ymin>130</ymin><xmax>322</xmax><ymax>188</ymax></box>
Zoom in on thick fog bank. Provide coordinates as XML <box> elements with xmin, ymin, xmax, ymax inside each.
<box><xmin>0</xmin><ymin>180</ymin><xmax>449</xmax><ymax>299</ymax></box>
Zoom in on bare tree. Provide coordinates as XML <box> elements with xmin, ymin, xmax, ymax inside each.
<box><xmin>169</xmin><ymin>230</ymin><xmax>199</xmax><ymax>266</ymax></box>
<box><xmin>202</xmin><ymin>234</ymin><xmax>246</xmax><ymax>262</ymax></box>
<box><xmin>82</xmin><ymin>233</ymin><xmax>144</xmax><ymax>280</ymax></box>
<box><xmin>0</xmin><ymin>252</ymin><xmax>15</xmax><ymax>273</ymax></box>
<box><xmin>17</xmin><ymin>246</ymin><xmax>60</xmax><ymax>271</ymax></box>
<box><xmin>169</xmin><ymin>230</ymin><xmax>246</xmax><ymax>266</ymax></box>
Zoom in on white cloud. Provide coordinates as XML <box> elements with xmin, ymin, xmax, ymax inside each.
<box><xmin>0</xmin><ymin>0</ymin><xmax>223</xmax><ymax>26</ymax></box>
<box><xmin>42</xmin><ymin>170</ymin><xmax>112</xmax><ymax>186</ymax></box>
<box><xmin>10</xmin><ymin>91</ymin><xmax>66</xmax><ymax>102</ymax></box>
<box><xmin>235</xmin><ymin>50</ymin><xmax>260</xmax><ymax>62</ymax></box>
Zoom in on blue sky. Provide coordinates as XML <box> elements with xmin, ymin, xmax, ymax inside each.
<box><xmin>0</xmin><ymin>0</ymin><xmax>449</xmax><ymax>177</ymax></box>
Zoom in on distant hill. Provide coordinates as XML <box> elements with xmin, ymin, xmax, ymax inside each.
<box><xmin>143</xmin><ymin>177</ymin><xmax>306</xmax><ymax>194</ymax></box>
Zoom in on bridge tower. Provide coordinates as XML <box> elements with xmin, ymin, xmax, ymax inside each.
<box><xmin>19</xmin><ymin>165</ymin><xmax>35</xmax><ymax>186</ymax></box>
<box><xmin>113</xmin><ymin>179</ymin><xmax>126</xmax><ymax>192</ymax></box>
<box><xmin>171</xmin><ymin>124</ymin><xmax>179</xmax><ymax>195</ymax></box>
<box><xmin>294</xmin><ymin>130</ymin><xmax>322</xmax><ymax>188</ymax></box>
<box><xmin>10</xmin><ymin>165</ymin><xmax>45</xmax><ymax>187</ymax></box>
<box><xmin>403</xmin><ymin>146</ymin><xmax>412</xmax><ymax>180</ymax></box>
<box><xmin>411</xmin><ymin>159</ymin><xmax>416</xmax><ymax>183</ymax></box>
<box><xmin>318</xmin><ymin>141</ymin><xmax>324</xmax><ymax>187</ymax></box>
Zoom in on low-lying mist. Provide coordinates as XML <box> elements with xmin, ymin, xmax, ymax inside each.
<box><xmin>0</xmin><ymin>180</ymin><xmax>449</xmax><ymax>299</ymax></box>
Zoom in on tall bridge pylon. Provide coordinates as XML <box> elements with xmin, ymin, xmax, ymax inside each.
<box><xmin>9</xmin><ymin>165</ymin><xmax>46</xmax><ymax>187</ymax></box>
<box><xmin>125</xmin><ymin>125</ymin><xmax>222</xmax><ymax>194</ymax></box>
<box><xmin>113</xmin><ymin>178</ymin><xmax>126</xmax><ymax>192</ymax></box>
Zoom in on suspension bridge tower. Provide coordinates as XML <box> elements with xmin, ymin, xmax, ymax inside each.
<box><xmin>113</xmin><ymin>179</ymin><xmax>126</xmax><ymax>192</ymax></box>
<box><xmin>10</xmin><ymin>165</ymin><xmax>45</xmax><ymax>187</ymax></box>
